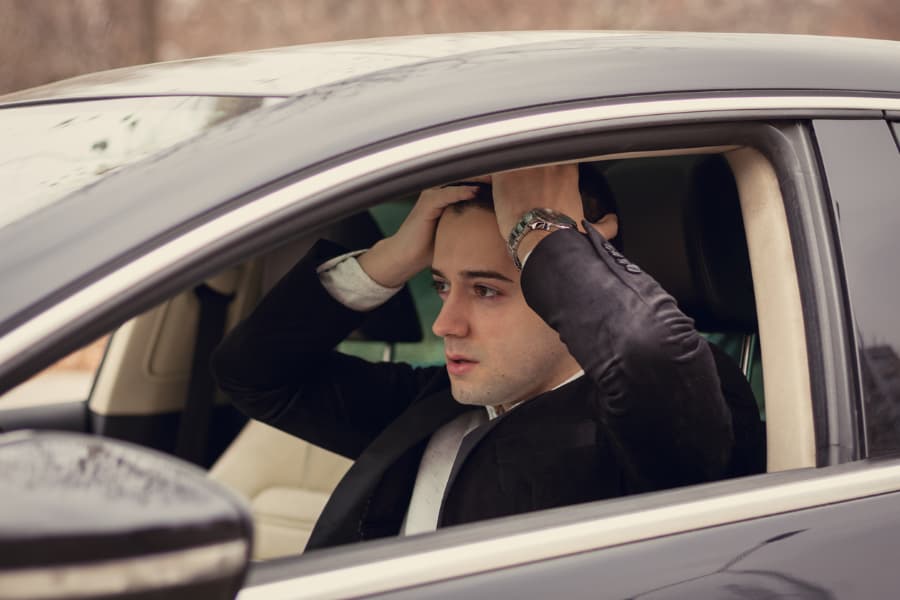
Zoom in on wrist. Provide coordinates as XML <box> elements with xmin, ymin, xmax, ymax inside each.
<box><xmin>358</xmin><ymin>237</ymin><xmax>425</xmax><ymax>288</ymax></box>
<box><xmin>515</xmin><ymin>229</ymin><xmax>552</xmax><ymax>263</ymax></box>
<box><xmin>506</xmin><ymin>208</ymin><xmax>578</xmax><ymax>270</ymax></box>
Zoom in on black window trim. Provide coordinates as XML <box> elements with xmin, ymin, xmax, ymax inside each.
<box><xmin>811</xmin><ymin>117</ymin><xmax>900</xmax><ymax>459</ymax></box>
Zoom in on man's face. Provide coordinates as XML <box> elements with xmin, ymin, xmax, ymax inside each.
<box><xmin>430</xmin><ymin>207</ymin><xmax>580</xmax><ymax>409</ymax></box>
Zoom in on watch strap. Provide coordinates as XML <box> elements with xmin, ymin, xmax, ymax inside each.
<box><xmin>507</xmin><ymin>209</ymin><xmax>576</xmax><ymax>270</ymax></box>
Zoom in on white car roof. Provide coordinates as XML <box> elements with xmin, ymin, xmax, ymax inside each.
<box><xmin>0</xmin><ymin>31</ymin><xmax>612</xmax><ymax>104</ymax></box>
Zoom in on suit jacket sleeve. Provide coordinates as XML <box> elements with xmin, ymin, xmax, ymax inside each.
<box><xmin>211</xmin><ymin>239</ymin><xmax>440</xmax><ymax>460</ymax></box>
<box><xmin>520</xmin><ymin>225</ymin><xmax>735</xmax><ymax>486</ymax></box>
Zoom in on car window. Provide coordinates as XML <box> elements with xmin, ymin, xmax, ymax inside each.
<box><xmin>337</xmin><ymin>200</ymin><xmax>446</xmax><ymax>367</ymax></box>
<box><xmin>0</xmin><ymin>96</ymin><xmax>279</xmax><ymax>232</ymax></box>
<box><xmin>0</xmin><ymin>335</ymin><xmax>107</xmax><ymax>409</ymax></box>
<box><xmin>1</xmin><ymin>120</ymin><xmax>808</xmax><ymax>568</ymax></box>
<box><xmin>814</xmin><ymin>119</ymin><xmax>900</xmax><ymax>457</ymax></box>
<box><xmin>225</xmin><ymin>136</ymin><xmax>809</xmax><ymax>569</ymax></box>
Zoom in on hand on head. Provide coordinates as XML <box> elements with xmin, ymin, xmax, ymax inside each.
<box><xmin>358</xmin><ymin>183</ymin><xmax>481</xmax><ymax>288</ymax></box>
<box><xmin>359</xmin><ymin>164</ymin><xmax>617</xmax><ymax>287</ymax></box>
<box><xmin>488</xmin><ymin>164</ymin><xmax>584</xmax><ymax>238</ymax></box>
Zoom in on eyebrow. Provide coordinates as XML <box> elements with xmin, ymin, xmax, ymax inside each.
<box><xmin>431</xmin><ymin>268</ymin><xmax>514</xmax><ymax>283</ymax></box>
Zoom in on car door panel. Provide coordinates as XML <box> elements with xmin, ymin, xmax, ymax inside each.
<box><xmin>378</xmin><ymin>489</ymin><xmax>900</xmax><ymax>599</ymax></box>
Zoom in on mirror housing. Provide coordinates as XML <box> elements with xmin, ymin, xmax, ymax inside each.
<box><xmin>0</xmin><ymin>431</ymin><xmax>252</xmax><ymax>600</ymax></box>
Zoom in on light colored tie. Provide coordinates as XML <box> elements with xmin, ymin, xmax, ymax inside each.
<box><xmin>401</xmin><ymin>410</ymin><xmax>486</xmax><ymax>535</ymax></box>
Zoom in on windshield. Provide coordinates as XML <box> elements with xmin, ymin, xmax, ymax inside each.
<box><xmin>0</xmin><ymin>96</ymin><xmax>281</xmax><ymax>231</ymax></box>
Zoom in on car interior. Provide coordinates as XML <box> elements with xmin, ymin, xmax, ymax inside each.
<box><xmin>1</xmin><ymin>144</ymin><xmax>814</xmax><ymax>561</ymax></box>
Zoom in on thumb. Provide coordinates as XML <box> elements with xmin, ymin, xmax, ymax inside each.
<box><xmin>587</xmin><ymin>213</ymin><xmax>619</xmax><ymax>241</ymax></box>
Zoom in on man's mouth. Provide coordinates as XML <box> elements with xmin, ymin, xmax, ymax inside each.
<box><xmin>446</xmin><ymin>354</ymin><xmax>478</xmax><ymax>376</ymax></box>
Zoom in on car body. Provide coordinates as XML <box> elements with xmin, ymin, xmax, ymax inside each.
<box><xmin>1</xmin><ymin>31</ymin><xmax>900</xmax><ymax>599</ymax></box>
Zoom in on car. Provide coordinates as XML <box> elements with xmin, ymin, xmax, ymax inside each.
<box><xmin>1</xmin><ymin>30</ymin><xmax>900</xmax><ymax>599</ymax></box>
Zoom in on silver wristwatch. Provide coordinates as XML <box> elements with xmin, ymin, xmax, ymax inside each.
<box><xmin>507</xmin><ymin>208</ymin><xmax>577</xmax><ymax>270</ymax></box>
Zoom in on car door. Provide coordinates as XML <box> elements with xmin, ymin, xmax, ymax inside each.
<box><xmin>336</xmin><ymin>116</ymin><xmax>900</xmax><ymax>600</ymax></box>
<box><xmin>231</xmin><ymin>107</ymin><xmax>899</xmax><ymax>598</ymax></box>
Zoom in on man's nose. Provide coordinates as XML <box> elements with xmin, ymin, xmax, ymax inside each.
<box><xmin>432</xmin><ymin>294</ymin><xmax>469</xmax><ymax>338</ymax></box>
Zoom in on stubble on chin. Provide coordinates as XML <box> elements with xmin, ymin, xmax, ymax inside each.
<box><xmin>450</xmin><ymin>377</ymin><xmax>510</xmax><ymax>409</ymax></box>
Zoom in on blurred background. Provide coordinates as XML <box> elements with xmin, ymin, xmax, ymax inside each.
<box><xmin>3</xmin><ymin>0</ymin><xmax>900</xmax><ymax>95</ymax></box>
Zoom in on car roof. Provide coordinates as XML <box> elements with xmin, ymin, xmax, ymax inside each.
<box><xmin>2</xmin><ymin>30</ymin><xmax>900</xmax><ymax>385</ymax></box>
<box><xmin>2</xmin><ymin>31</ymin><xmax>900</xmax><ymax>106</ymax></box>
<box><xmin>0</xmin><ymin>31</ymin><xmax>608</xmax><ymax>105</ymax></box>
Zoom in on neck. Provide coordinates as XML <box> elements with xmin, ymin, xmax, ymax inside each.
<box><xmin>489</xmin><ymin>366</ymin><xmax>585</xmax><ymax>418</ymax></box>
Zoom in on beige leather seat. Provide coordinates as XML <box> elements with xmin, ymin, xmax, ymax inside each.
<box><xmin>209</xmin><ymin>421</ymin><xmax>350</xmax><ymax>559</ymax></box>
<box><xmin>208</xmin><ymin>230</ymin><xmax>377</xmax><ymax>561</ymax></box>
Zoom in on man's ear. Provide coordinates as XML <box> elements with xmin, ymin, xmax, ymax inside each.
<box><xmin>591</xmin><ymin>213</ymin><xmax>619</xmax><ymax>241</ymax></box>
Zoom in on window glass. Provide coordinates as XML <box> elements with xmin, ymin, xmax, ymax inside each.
<box><xmin>0</xmin><ymin>335</ymin><xmax>108</xmax><ymax>409</ymax></box>
<box><xmin>814</xmin><ymin>119</ymin><xmax>900</xmax><ymax>456</ymax></box>
<box><xmin>0</xmin><ymin>96</ymin><xmax>279</xmax><ymax>232</ymax></box>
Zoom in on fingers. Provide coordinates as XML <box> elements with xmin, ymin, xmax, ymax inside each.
<box><xmin>439</xmin><ymin>181</ymin><xmax>490</xmax><ymax>198</ymax></box>
<box><xmin>587</xmin><ymin>212</ymin><xmax>619</xmax><ymax>240</ymax></box>
<box><xmin>418</xmin><ymin>183</ymin><xmax>481</xmax><ymax>215</ymax></box>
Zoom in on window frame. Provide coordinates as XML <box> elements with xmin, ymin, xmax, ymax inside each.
<box><xmin>224</xmin><ymin>114</ymin><xmax>852</xmax><ymax>590</ymax></box>
<box><xmin>226</xmin><ymin>120</ymin><xmax>832</xmax><ymax>588</ymax></box>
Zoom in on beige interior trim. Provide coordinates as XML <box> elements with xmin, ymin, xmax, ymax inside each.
<box><xmin>209</xmin><ymin>420</ymin><xmax>351</xmax><ymax>559</ymax></box>
<box><xmin>90</xmin><ymin>263</ymin><xmax>262</xmax><ymax>416</ymax></box>
<box><xmin>726</xmin><ymin>147</ymin><xmax>815</xmax><ymax>470</ymax></box>
<box><xmin>565</xmin><ymin>145</ymin><xmax>743</xmax><ymax>163</ymax></box>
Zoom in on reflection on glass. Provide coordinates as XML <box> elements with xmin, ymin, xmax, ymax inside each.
<box><xmin>0</xmin><ymin>96</ymin><xmax>276</xmax><ymax>231</ymax></box>
<box><xmin>813</xmin><ymin>119</ymin><xmax>900</xmax><ymax>456</ymax></box>
<box><xmin>634</xmin><ymin>530</ymin><xmax>833</xmax><ymax>599</ymax></box>
<box><xmin>861</xmin><ymin>344</ymin><xmax>900</xmax><ymax>456</ymax></box>
<box><xmin>0</xmin><ymin>335</ymin><xmax>109</xmax><ymax>409</ymax></box>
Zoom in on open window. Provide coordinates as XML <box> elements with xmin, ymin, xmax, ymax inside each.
<box><xmin>3</xmin><ymin>119</ymin><xmax>822</xmax><ymax>567</ymax></box>
<box><xmin>199</xmin><ymin>131</ymin><xmax>813</xmax><ymax>560</ymax></box>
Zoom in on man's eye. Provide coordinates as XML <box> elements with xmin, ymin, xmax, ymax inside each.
<box><xmin>431</xmin><ymin>280</ymin><xmax>449</xmax><ymax>294</ymax></box>
<box><xmin>474</xmin><ymin>285</ymin><xmax>499</xmax><ymax>298</ymax></box>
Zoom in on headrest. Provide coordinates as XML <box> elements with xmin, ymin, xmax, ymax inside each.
<box><xmin>601</xmin><ymin>154</ymin><xmax>757</xmax><ymax>333</ymax></box>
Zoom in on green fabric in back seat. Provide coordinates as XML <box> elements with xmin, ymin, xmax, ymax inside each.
<box><xmin>703</xmin><ymin>332</ymin><xmax>765</xmax><ymax>421</ymax></box>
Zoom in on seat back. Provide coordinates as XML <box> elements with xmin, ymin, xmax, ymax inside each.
<box><xmin>602</xmin><ymin>154</ymin><xmax>756</xmax><ymax>333</ymax></box>
<box><xmin>601</xmin><ymin>154</ymin><xmax>766</xmax><ymax>476</ymax></box>
<box><xmin>208</xmin><ymin>420</ymin><xmax>350</xmax><ymax>559</ymax></box>
<box><xmin>209</xmin><ymin>210</ymin><xmax>421</xmax><ymax>560</ymax></box>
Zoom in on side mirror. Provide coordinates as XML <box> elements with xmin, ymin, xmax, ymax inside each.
<box><xmin>0</xmin><ymin>431</ymin><xmax>252</xmax><ymax>600</ymax></box>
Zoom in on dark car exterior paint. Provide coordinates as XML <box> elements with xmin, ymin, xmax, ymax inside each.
<box><xmin>383</xmin><ymin>486</ymin><xmax>900</xmax><ymax>599</ymax></box>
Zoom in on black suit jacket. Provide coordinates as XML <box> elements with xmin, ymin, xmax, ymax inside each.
<box><xmin>213</xmin><ymin>225</ymin><xmax>763</xmax><ymax>551</ymax></box>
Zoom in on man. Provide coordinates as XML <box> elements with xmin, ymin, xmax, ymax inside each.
<box><xmin>212</xmin><ymin>164</ymin><xmax>761</xmax><ymax>551</ymax></box>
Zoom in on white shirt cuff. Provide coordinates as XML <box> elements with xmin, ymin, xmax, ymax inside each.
<box><xmin>316</xmin><ymin>249</ymin><xmax>402</xmax><ymax>312</ymax></box>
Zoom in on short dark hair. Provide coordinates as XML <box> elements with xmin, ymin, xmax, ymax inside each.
<box><xmin>447</xmin><ymin>183</ymin><xmax>494</xmax><ymax>215</ymax></box>
<box><xmin>446</xmin><ymin>165</ymin><xmax>621</xmax><ymax>246</ymax></box>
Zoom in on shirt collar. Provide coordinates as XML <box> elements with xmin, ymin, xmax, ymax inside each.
<box><xmin>484</xmin><ymin>369</ymin><xmax>585</xmax><ymax>420</ymax></box>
